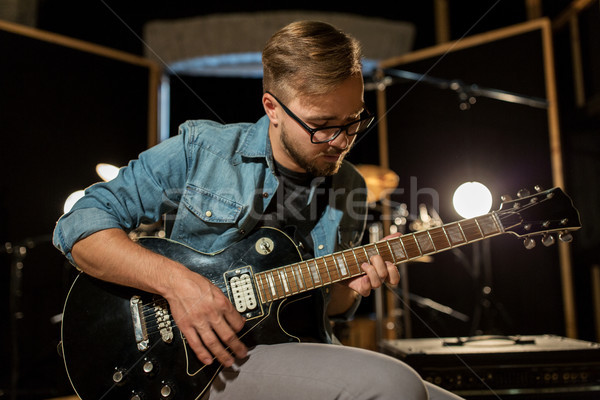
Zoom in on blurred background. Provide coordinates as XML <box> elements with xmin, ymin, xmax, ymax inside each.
<box><xmin>1</xmin><ymin>1</ymin><xmax>599</xmax><ymax>398</ymax></box>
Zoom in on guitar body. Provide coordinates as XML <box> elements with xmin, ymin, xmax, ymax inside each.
<box><xmin>61</xmin><ymin>227</ymin><xmax>327</xmax><ymax>400</ymax></box>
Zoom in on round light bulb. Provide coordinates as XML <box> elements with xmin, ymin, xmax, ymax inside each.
<box><xmin>96</xmin><ymin>163</ymin><xmax>120</xmax><ymax>182</ymax></box>
<box><xmin>453</xmin><ymin>182</ymin><xmax>492</xmax><ymax>218</ymax></box>
<box><xmin>63</xmin><ymin>190</ymin><xmax>85</xmax><ymax>213</ymax></box>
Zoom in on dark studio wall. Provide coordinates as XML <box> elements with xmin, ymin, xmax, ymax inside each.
<box><xmin>0</xmin><ymin>24</ymin><xmax>155</xmax><ymax>399</ymax></box>
<box><xmin>1</xmin><ymin>1</ymin><xmax>599</xmax><ymax>398</ymax></box>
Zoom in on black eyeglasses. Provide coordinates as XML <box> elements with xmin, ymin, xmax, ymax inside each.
<box><xmin>267</xmin><ymin>91</ymin><xmax>375</xmax><ymax>144</ymax></box>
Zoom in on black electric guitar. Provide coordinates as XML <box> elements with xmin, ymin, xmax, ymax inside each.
<box><xmin>61</xmin><ymin>187</ymin><xmax>580</xmax><ymax>400</ymax></box>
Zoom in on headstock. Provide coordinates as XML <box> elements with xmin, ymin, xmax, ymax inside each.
<box><xmin>496</xmin><ymin>186</ymin><xmax>581</xmax><ymax>249</ymax></box>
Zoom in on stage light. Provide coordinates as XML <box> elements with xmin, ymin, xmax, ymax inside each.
<box><xmin>453</xmin><ymin>182</ymin><xmax>492</xmax><ymax>218</ymax></box>
<box><xmin>63</xmin><ymin>190</ymin><xmax>85</xmax><ymax>214</ymax></box>
<box><xmin>96</xmin><ymin>163</ymin><xmax>119</xmax><ymax>182</ymax></box>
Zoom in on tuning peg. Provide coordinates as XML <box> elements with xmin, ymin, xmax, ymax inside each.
<box><xmin>501</xmin><ymin>194</ymin><xmax>512</xmax><ymax>202</ymax></box>
<box><xmin>534</xmin><ymin>185</ymin><xmax>543</xmax><ymax>192</ymax></box>
<box><xmin>559</xmin><ymin>231</ymin><xmax>573</xmax><ymax>243</ymax></box>
<box><xmin>542</xmin><ymin>233</ymin><xmax>556</xmax><ymax>247</ymax></box>
<box><xmin>523</xmin><ymin>237</ymin><xmax>536</xmax><ymax>250</ymax></box>
<box><xmin>517</xmin><ymin>189</ymin><xmax>531</xmax><ymax>198</ymax></box>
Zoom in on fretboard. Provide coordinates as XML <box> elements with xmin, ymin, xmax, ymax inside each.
<box><xmin>254</xmin><ymin>212</ymin><xmax>506</xmax><ymax>304</ymax></box>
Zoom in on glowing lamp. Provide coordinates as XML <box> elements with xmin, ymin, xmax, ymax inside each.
<box><xmin>453</xmin><ymin>182</ymin><xmax>492</xmax><ymax>218</ymax></box>
<box><xmin>96</xmin><ymin>163</ymin><xmax>119</xmax><ymax>182</ymax></box>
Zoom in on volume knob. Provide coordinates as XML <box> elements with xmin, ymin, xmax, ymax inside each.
<box><xmin>112</xmin><ymin>368</ymin><xmax>127</xmax><ymax>385</ymax></box>
<box><xmin>161</xmin><ymin>384</ymin><xmax>173</xmax><ymax>398</ymax></box>
<box><xmin>143</xmin><ymin>360</ymin><xmax>154</xmax><ymax>374</ymax></box>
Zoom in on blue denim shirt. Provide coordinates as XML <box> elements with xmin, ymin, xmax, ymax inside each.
<box><xmin>53</xmin><ymin>115</ymin><xmax>367</xmax><ymax>265</ymax></box>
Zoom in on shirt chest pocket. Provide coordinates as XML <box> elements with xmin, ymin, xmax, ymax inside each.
<box><xmin>182</xmin><ymin>184</ymin><xmax>243</xmax><ymax>223</ymax></box>
<box><xmin>173</xmin><ymin>185</ymin><xmax>245</xmax><ymax>252</ymax></box>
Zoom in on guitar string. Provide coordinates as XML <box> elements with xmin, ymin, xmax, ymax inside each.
<box><xmin>143</xmin><ymin>199</ymin><xmax>545</xmax><ymax>313</ymax></box>
<box><xmin>140</xmin><ymin>193</ymin><xmax>560</xmax><ymax>335</ymax></box>
<box><xmin>248</xmin><ymin>208</ymin><xmax>515</xmax><ymax>299</ymax></box>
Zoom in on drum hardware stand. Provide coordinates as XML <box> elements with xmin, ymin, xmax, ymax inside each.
<box><xmin>468</xmin><ymin>240</ymin><xmax>514</xmax><ymax>335</ymax></box>
<box><xmin>3</xmin><ymin>235</ymin><xmax>51</xmax><ymax>400</ymax></box>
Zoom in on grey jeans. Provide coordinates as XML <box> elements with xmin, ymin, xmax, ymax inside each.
<box><xmin>206</xmin><ymin>343</ymin><xmax>464</xmax><ymax>400</ymax></box>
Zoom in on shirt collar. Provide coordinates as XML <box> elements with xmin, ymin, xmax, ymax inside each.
<box><xmin>237</xmin><ymin>115</ymin><xmax>271</xmax><ymax>159</ymax></box>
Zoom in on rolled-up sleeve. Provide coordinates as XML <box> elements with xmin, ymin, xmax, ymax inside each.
<box><xmin>52</xmin><ymin>131</ymin><xmax>190</xmax><ymax>262</ymax></box>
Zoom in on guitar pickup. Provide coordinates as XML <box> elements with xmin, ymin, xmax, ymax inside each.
<box><xmin>224</xmin><ymin>266</ymin><xmax>262</xmax><ymax>320</ymax></box>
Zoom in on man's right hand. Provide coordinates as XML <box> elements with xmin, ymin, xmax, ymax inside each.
<box><xmin>163</xmin><ymin>268</ymin><xmax>248</xmax><ymax>367</ymax></box>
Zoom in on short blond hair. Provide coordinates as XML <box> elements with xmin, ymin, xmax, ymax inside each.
<box><xmin>262</xmin><ymin>21</ymin><xmax>363</xmax><ymax>102</ymax></box>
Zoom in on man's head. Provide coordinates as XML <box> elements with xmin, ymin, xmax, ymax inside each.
<box><xmin>262</xmin><ymin>20</ymin><xmax>363</xmax><ymax>102</ymax></box>
<box><xmin>262</xmin><ymin>21</ymin><xmax>370</xmax><ymax>177</ymax></box>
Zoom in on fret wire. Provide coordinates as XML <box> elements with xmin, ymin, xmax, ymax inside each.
<box><xmin>457</xmin><ymin>222</ymin><xmax>468</xmax><ymax>242</ymax></box>
<box><xmin>322</xmin><ymin>257</ymin><xmax>333</xmax><ymax>283</ymax></box>
<box><xmin>267</xmin><ymin>271</ymin><xmax>278</xmax><ymax>299</ymax></box>
<box><xmin>398</xmin><ymin>237</ymin><xmax>408</xmax><ymax>260</ymax></box>
<box><xmin>293</xmin><ymin>264</ymin><xmax>306</xmax><ymax>291</ymax></box>
<box><xmin>308</xmin><ymin>260</ymin><xmax>322</xmax><ymax>287</ymax></box>
<box><xmin>303</xmin><ymin>261</ymin><xmax>315</xmax><ymax>288</ymax></box>
<box><xmin>426</xmin><ymin>230</ymin><xmax>437</xmax><ymax>252</ymax></box>
<box><xmin>435</xmin><ymin>227</ymin><xmax>451</xmax><ymax>248</ymax></box>
<box><xmin>491</xmin><ymin>211</ymin><xmax>504</xmax><ymax>232</ymax></box>
<box><xmin>376</xmin><ymin>241</ymin><xmax>392</xmax><ymax>262</ymax></box>
<box><xmin>285</xmin><ymin>265</ymin><xmax>299</xmax><ymax>293</ymax></box>
<box><xmin>340</xmin><ymin>251</ymin><xmax>350</xmax><ymax>278</ymax></box>
<box><xmin>427</xmin><ymin>229</ymin><xmax>438</xmax><ymax>244</ymax></box>
<box><xmin>412</xmin><ymin>234</ymin><xmax>424</xmax><ymax>256</ymax></box>
<box><xmin>272</xmin><ymin>270</ymin><xmax>284</xmax><ymax>299</ymax></box>
<box><xmin>331</xmin><ymin>253</ymin><xmax>342</xmax><ymax>280</ymax></box>
<box><xmin>473</xmin><ymin>217</ymin><xmax>484</xmax><ymax>237</ymax></box>
<box><xmin>386</xmin><ymin>241</ymin><xmax>397</xmax><ymax>263</ymax></box>
<box><xmin>256</xmin><ymin>273</ymin><xmax>269</xmax><ymax>303</ymax></box>
<box><xmin>374</xmin><ymin>243</ymin><xmax>381</xmax><ymax>256</ymax></box>
<box><xmin>350</xmin><ymin>248</ymin><xmax>361</xmax><ymax>275</ymax></box>
<box><xmin>441</xmin><ymin>226</ymin><xmax>452</xmax><ymax>247</ymax></box>
<box><xmin>279</xmin><ymin>268</ymin><xmax>290</xmax><ymax>294</ymax></box>
<box><xmin>406</xmin><ymin>235</ymin><xmax>422</xmax><ymax>259</ymax></box>
<box><xmin>263</xmin><ymin>272</ymin><xmax>274</xmax><ymax>302</ymax></box>
<box><xmin>291</xmin><ymin>265</ymin><xmax>301</xmax><ymax>292</ymax></box>
<box><xmin>362</xmin><ymin>246</ymin><xmax>370</xmax><ymax>264</ymax></box>
<box><xmin>309</xmin><ymin>259</ymin><xmax>321</xmax><ymax>286</ymax></box>
<box><xmin>298</xmin><ymin>263</ymin><xmax>308</xmax><ymax>289</ymax></box>
<box><xmin>320</xmin><ymin>256</ymin><xmax>333</xmax><ymax>283</ymax></box>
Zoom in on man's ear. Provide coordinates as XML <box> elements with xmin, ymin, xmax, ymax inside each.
<box><xmin>262</xmin><ymin>93</ymin><xmax>279</xmax><ymax>126</ymax></box>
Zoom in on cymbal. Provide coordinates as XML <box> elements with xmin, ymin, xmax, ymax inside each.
<box><xmin>356</xmin><ymin>164</ymin><xmax>399</xmax><ymax>203</ymax></box>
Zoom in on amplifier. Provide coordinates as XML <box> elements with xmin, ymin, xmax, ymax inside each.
<box><xmin>379</xmin><ymin>335</ymin><xmax>600</xmax><ymax>399</ymax></box>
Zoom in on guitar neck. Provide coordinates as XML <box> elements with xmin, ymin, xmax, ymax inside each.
<box><xmin>254</xmin><ymin>212</ymin><xmax>508</xmax><ymax>304</ymax></box>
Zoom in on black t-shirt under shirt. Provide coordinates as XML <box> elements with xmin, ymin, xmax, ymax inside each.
<box><xmin>260</xmin><ymin>161</ymin><xmax>331</xmax><ymax>259</ymax></box>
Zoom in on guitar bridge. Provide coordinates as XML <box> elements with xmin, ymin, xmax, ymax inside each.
<box><xmin>130</xmin><ymin>295</ymin><xmax>149</xmax><ymax>351</ymax></box>
<box><xmin>224</xmin><ymin>267</ymin><xmax>262</xmax><ymax>320</ymax></box>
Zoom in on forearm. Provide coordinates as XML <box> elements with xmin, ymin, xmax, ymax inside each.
<box><xmin>70</xmin><ymin>228</ymin><xmax>188</xmax><ymax>297</ymax></box>
<box><xmin>327</xmin><ymin>283</ymin><xmax>361</xmax><ymax>317</ymax></box>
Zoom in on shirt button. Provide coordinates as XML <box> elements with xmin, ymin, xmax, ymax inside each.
<box><xmin>240</xmin><ymin>229</ymin><xmax>246</xmax><ymax>235</ymax></box>
<box><xmin>318</xmin><ymin>244</ymin><xmax>324</xmax><ymax>250</ymax></box>
<box><xmin>263</xmin><ymin>192</ymin><xmax>269</xmax><ymax>198</ymax></box>
<box><xmin>205</xmin><ymin>211</ymin><xmax>212</xmax><ymax>217</ymax></box>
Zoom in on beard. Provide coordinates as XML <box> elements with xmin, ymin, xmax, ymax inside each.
<box><xmin>279</xmin><ymin>125</ymin><xmax>350</xmax><ymax>176</ymax></box>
